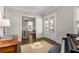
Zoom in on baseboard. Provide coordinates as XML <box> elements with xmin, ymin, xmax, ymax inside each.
<box><xmin>36</xmin><ymin>33</ymin><xmax>43</xmax><ymax>38</ymax></box>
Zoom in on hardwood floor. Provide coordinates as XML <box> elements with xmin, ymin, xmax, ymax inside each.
<box><xmin>17</xmin><ymin>37</ymin><xmax>60</xmax><ymax>53</ymax></box>
<box><xmin>21</xmin><ymin>38</ymin><xmax>36</xmax><ymax>45</ymax></box>
<box><xmin>21</xmin><ymin>37</ymin><xmax>59</xmax><ymax>45</ymax></box>
<box><xmin>36</xmin><ymin>37</ymin><xmax>60</xmax><ymax>45</ymax></box>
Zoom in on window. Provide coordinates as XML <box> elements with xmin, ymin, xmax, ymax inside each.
<box><xmin>49</xmin><ymin>17</ymin><xmax>54</xmax><ymax>32</ymax></box>
<box><xmin>74</xmin><ymin>7</ymin><xmax>79</xmax><ymax>33</ymax></box>
<box><xmin>44</xmin><ymin>18</ymin><xmax>49</xmax><ymax>31</ymax></box>
<box><xmin>44</xmin><ymin>15</ymin><xmax>56</xmax><ymax>33</ymax></box>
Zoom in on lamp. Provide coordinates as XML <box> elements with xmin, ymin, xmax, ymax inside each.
<box><xmin>0</xmin><ymin>19</ymin><xmax>10</xmax><ymax>36</ymax></box>
<box><xmin>2</xmin><ymin>19</ymin><xmax>10</xmax><ymax>27</ymax></box>
<box><xmin>0</xmin><ymin>20</ymin><xmax>3</xmax><ymax>26</ymax></box>
<box><xmin>0</xmin><ymin>20</ymin><xmax>4</xmax><ymax>36</ymax></box>
<box><xmin>0</xmin><ymin>7</ymin><xmax>10</xmax><ymax>36</ymax></box>
<box><xmin>77</xmin><ymin>24</ymin><xmax>79</xmax><ymax>28</ymax></box>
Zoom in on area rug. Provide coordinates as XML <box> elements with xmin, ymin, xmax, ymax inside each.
<box><xmin>30</xmin><ymin>42</ymin><xmax>43</xmax><ymax>49</ymax></box>
<box><xmin>21</xmin><ymin>40</ymin><xmax>54</xmax><ymax>53</ymax></box>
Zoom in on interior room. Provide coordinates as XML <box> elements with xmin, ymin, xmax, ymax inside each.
<box><xmin>22</xmin><ymin>16</ymin><xmax>36</xmax><ymax>44</ymax></box>
<box><xmin>0</xmin><ymin>6</ymin><xmax>79</xmax><ymax>53</ymax></box>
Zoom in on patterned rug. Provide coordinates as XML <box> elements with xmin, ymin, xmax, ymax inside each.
<box><xmin>21</xmin><ymin>40</ymin><xmax>54</xmax><ymax>53</ymax></box>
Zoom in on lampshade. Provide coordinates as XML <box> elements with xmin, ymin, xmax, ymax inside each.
<box><xmin>77</xmin><ymin>24</ymin><xmax>79</xmax><ymax>28</ymax></box>
<box><xmin>0</xmin><ymin>19</ymin><xmax>10</xmax><ymax>27</ymax></box>
<box><xmin>0</xmin><ymin>20</ymin><xmax>3</xmax><ymax>26</ymax></box>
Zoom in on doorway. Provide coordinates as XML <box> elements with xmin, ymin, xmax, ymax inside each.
<box><xmin>22</xmin><ymin>16</ymin><xmax>36</xmax><ymax>44</ymax></box>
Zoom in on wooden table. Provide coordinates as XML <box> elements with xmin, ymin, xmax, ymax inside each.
<box><xmin>0</xmin><ymin>39</ymin><xmax>18</xmax><ymax>53</ymax></box>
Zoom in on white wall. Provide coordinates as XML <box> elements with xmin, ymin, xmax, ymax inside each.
<box><xmin>43</xmin><ymin>13</ymin><xmax>57</xmax><ymax>42</ymax></box>
<box><xmin>43</xmin><ymin>7</ymin><xmax>74</xmax><ymax>43</ymax></box>
<box><xmin>5</xmin><ymin>7</ymin><xmax>43</xmax><ymax>41</ymax></box>
<box><xmin>0</xmin><ymin>6</ymin><xmax>4</xmax><ymax>35</ymax></box>
<box><xmin>56</xmin><ymin>7</ymin><xmax>74</xmax><ymax>43</ymax></box>
<box><xmin>5</xmin><ymin>8</ymin><xmax>21</xmax><ymax>41</ymax></box>
<box><xmin>74</xmin><ymin>7</ymin><xmax>79</xmax><ymax>34</ymax></box>
<box><xmin>36</xmin><ymin>16</ymin><xmax>43</xmax><ymax>38</ymax></box>
<box><xmin>5</xmin><ymin>7</ymin><xmax>74</xmax><ymax>44</ymax></box>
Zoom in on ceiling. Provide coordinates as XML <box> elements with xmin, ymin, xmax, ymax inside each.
<box><xmin>5</xmin><ymin>6</ymin><xmax>59</xmax><ymax>16</ymax></box>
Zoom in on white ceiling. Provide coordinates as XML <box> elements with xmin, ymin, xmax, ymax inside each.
<box><xmin>5</xmin><ymin>6</ymin><xmax>59</xmax><ymax>16</ymax></box>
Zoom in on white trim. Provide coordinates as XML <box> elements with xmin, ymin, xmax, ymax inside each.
<box><xmin>73</xmin><ymin>7</ymin><xmax>79</xmax><ymax>34</ymax></box>
<box><xmin>43</xmin><ymin>13</ymin><xmax>57</xmax><ymax>42</ymax></box>
<box><xmin>73</xmin><ymin>7</ymin><xmax>77</xmax><ymax>34</ymax></box>
<box><xmin>44</xmin><ymin>13</ymin><xmax>57</xmax><ymax>34</ymax></box>
<box><xmin>36</xmin><ymin>33</ymin><xmax>43</xmax><ymax>38</ymax></box>
<box><xmin>20</xmin><ymin>14</ymin><xmax>36</xmax><ymax>39</ymax></box>
<box><xmin>20</xmin><ymin>14</ymin><xmax>43</xmax><ymax>40</ymax></box>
